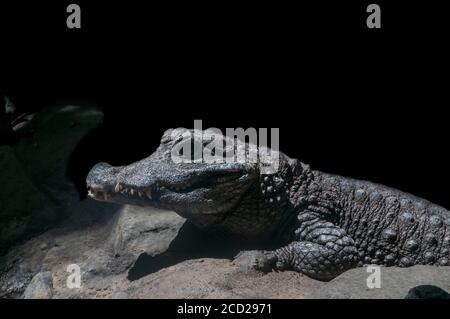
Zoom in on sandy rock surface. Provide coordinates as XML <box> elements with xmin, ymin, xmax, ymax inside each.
<box><xmin>308</xmin><ymin>265</ymin><xmax>450</xmax><ymax>299</ymax></box>
<box><xmin>0</xmin><ymin>200</ymin><xmax>322</xmax><ymax>299</ymax></box>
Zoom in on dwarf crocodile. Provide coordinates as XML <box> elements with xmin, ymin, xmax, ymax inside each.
<box><xmin>86</xmin><ymin>128</ymin><xmax>450</xmax><ymax>280</ymax></box>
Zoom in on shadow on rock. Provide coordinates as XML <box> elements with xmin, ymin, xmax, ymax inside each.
<box><xmin>127</xmin><ymin>221</ymin><xmax>266</xmax><ymax>281</ymax></box>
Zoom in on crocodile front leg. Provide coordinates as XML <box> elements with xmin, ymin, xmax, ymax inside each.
<box><xmin>235</xmin><ymin>218</ymin><xmax>359</xmax><ymax>280</ymax></box>
<box><xmin>270</xmin><ymin>236</ymin><xmax>358</xmax><ymax>280</ymax></box>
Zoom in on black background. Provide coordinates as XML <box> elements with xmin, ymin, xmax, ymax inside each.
<box><xmin>0</xmin><ymin>1</ymin><xmax>448</xmax><ymax>208</ymax></box>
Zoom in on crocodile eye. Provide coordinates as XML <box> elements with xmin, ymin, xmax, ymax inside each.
<box><xmin>161</xmin><ymin>136</ymin><xmax>171</xmax><ymax>144</ymax></box>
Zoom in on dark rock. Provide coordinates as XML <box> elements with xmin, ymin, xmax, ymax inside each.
<box><xmin>0</xmin><ymin>96</ymin><xmax>15</xmax><ymax>145</ymax></box>
<box><xmin>405</xmin><ymin>285</ymin><xmax>450</xmax><ymax>299</ymax></box>
<box><xmin>13</xmin><ymin>104</ymin><xmax>103</xmax><ymax>209</ymax></box>
<box><xmin>0</xmin><ymin>146</ymin><xmax>56</xmax><ymax>254</ymax></box>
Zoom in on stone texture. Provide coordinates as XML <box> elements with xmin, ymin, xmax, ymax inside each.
<box><xmin>23</xmin><ymin>271</ymin><xmax>53</xmax><ymax>299</ymax></box>
<box><xmin>0</xmin><ymin>197</ymin><xmax>324</xmax><ymax>299</ymax></box>
<box><xmin>307</xmin><ymin>265</ymin><xmax>450</xmax><ymax>299</ymax></box>
<box><xmin>123</xmin><ymin>258</ymin><xmax>322</xmax><ymax>299</ymax></box>
<box><xmin>109</xmin><ymin>205</ymin><xmax>185</xmax><ymax>258</ymax></box>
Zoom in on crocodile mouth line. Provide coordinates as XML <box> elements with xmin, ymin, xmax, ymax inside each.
<box><xmin>87</xmin><ymin>172</ymin><xmax>244</xmax><ymax>201</ymax></box>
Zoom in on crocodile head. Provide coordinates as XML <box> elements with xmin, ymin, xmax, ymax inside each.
<box><xmin>87</xmin><ymin>128</ymin><xmax>295</xmax><ymax>237</ymax></box>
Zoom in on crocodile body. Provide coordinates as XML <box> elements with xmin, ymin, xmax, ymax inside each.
<box><xmin>86</xmin><ymin>128</ymin><xmax>450</xmax><ymax>280</ymax></box>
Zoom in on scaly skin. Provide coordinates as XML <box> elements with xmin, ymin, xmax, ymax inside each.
<box><xmin>86</xmin><ymin>128</ymin><xmax>450</xmax><ymax>280</ymax></box>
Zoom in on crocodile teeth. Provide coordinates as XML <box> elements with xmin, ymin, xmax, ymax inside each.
<box><xmin>114</xmin><ymin>183</ymin><xmax>121</xmax><ymax>192</ymax></box>
<box><xmin>130</xmin><ymin>189</ymin><xmax>135</xmax><ymax>196</ymax></box>
<box><xmin>138</xmin><ymin>190</ymin><xmax>143</xmax><ymax>197</ymax></box>
<box><xmin>145</xmin><ymin>190</ymin><xmax>152</xmax><ymax>200</ymax></box>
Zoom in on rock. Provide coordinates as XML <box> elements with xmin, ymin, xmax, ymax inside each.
<box><xmin>4</xmin><ymin>96</ymin><xmax>16</xmax><ymax>115</ymax></box>
<box><xmin>0</xmin><ymin>96</ymin><xmax>15</xmax><ymax>145</ymax></box>
<box><xmin>0</xmin><ymin>146</ymin><xmax>56</xmax><ymax>254</ymax></box>
<box><xmin>78</xmin><ymin>249</ymin><xmax>135</xmax><ymax>281</ymax></box>
<box><xmin>13</xmin><ymin>104</ymin><xmax>103</xmax><ymax>209</ymax></box>
<box><xmin>0</xmin><ymin>256</ymin><xmax>35</xmax><ymax>298</ymax></box>
<box><xmin>0</xmin><ymin>193</ymin><xmax>325</xmax><ymax>299</ymax></box>
<box><xmin>125</xmin><ymin>258</ymin><xmax>323</xmax><ymax>298</ymax></box>
<box><xmin>111</xmin><ymin>291</ymin><xmax>129</xmax><ymax>299</ymax></box>
<box><xmin>49</xmin><ymin>258</ymin><xmax>323</xmax><ymax>299</ymax></box>
<box><xmin>109</xmin><ymin>205</ymin><xmax>185</xmax><ymax>258</ymax></box>
<box><xmin>0</xmin><ymin>104</ymin><xmax>103</xmax><ymax>255</ymax></box>
<box><xmin>12</xmin><ymin>115</ymin><xmax>34</xmax><ymax>132</ymax></box>
<box><xmin>23</xmin><ymin>271</ymin><xmax>53</xmax><ymax>299</ymax></box>
<box><xmin>0</xmin><ymin>196</ymin><xmax>188</xmax><ymax>298</ymax></box>
<box><xmin>0</xmin><ymin>197</ymin><xmax>119</xmax><ymax>298</ymax></box>
<box><xmin>405</xmin><ymin>285</ymin><xmax>450</xmax><ymax>299</ymax></box>
<box><xmin>307</xmin><ymin>266</ymin><xmax>450</xmax><ymax>299</ymax></box>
